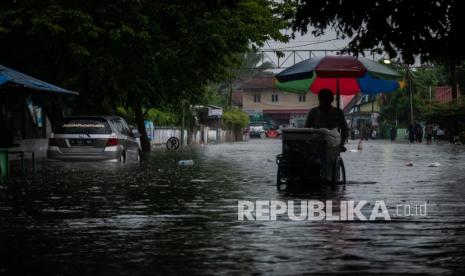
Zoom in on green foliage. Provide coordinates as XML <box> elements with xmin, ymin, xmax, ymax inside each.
<box><xmin>202</xmin><ymin>83</ymin><xmax>229</xmax><ymax>108</ymax></box>
<box><xmin>284</xmin><ymin>0</ymin><xmax>464</xmax><ymax>66</ymax></box>
<box><xmin>379</xmin><ymin>89</ymin><xmax>428</xmax><ymax>126</ymax></box>
<box><xmin>379</xmin><ymin>66</ymin><xmax>449</xmax><ymax>126</ymax></box>
<box><xmin>205</xmin><ymin>50</ymin><xmax>277</xmax><ymax>108</ymax></box>
<box><xmin>423</xmin><ymin>96</ymin><xmax>465</xmax><ymax>142</ymax></box>
<box><xmin>380</xmin><ymin>64</ymin><xmax>465</xmax><ymax>133</ymax></box>
<box><xmin>423</xmin><ymin>97</ymin><xmax>465</xmax><ymax>122</ymax></box>
<box><xmin>145</xmin><ymin>109</ymin><xmax>179</xmax><ymax>126</ymax></box>
<box><xmin>116</xmin><ymin>107</ymin><xmax>179</xmax><ymax>126</ymax></box>
<box><xmin>0</xmin><ymin>0</ymin><xmax>287</xmax><ymax>113</ymax></box>
<box><xmin>116</xmin><ymin>106</ymin><xmax>135</xmax><ymax>123</ymax></box>
<box><xmin>222</xmin><ymin>109</ymin><xmax>250</xmax><ymax>130</ymax></box>
<box><xmin>233</xmin><ymin>50</ymin><xmax>276</xmax><ymax>79</ymax></box>
<box><xmin>0</xmin><ymin>0</ymin><xmax>286</xmax><ymax>149</ymax></box>
<box><xmin>434</xmin><ymin>63</ymin><xmax>465</xmax><ymax>89</ymax></box>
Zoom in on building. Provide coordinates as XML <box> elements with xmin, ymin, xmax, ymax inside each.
<box><xmin>234</xmin><ymin>77</ymin><xmax>319</xmax><ymax>127</ymax></box>
<box><xmin>193</xmin><ymin>105</ymin><xmax>223</xmax><ymax>129</ymax></box>
<box><xmin>344</xmin><ymin>94</ymin><xmax>380</xmax><ymax>132</ymax></box>
<box><xmin>0</xmin><ymin>64</ymin><xmax>77</xmax><ymax>157</ymax></box>
<box><xmin>435</xmin><ymin>86</ymin><xmax>461</xmax><ymax>103</ymax></box>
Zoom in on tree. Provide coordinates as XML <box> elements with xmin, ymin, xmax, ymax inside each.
<box><xmin>222</xmin><ymin>109</ymin><xmax>250</xmax><ymax>129</ymax></box>
<box><xmin>208</xmin><ymin>50</ymin><xmax>276</xmax><ymax>108</ymax></box>
<box><xmin>222</xmin><ymin>108</ymin><xmax>250</xmax><ymax>140</ymax></box>
<box><xmin>234</xmin><ymin>51</ymin><xmax>276</xmax><ymax>80</ymax></box>
<box><xmin>0</xmin><ymin>0</ymin><xmax>287</xmax><ymax>151</ymax></box>
<box><xmin>284</xmin><ymin>0</ymin><xmax>464</xmax><ymax>98</ymax></box>
<box><xmin>378</xmin><ymin>67</ymin><xmax>444</xmax><ymax>125</ymax></box>
<box><xmin>379</xmin><ymin>89</ymin><xmax>427</xmax><ymax>127</ymax></box>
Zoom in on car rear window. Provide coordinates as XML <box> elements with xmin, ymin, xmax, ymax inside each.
<box><xmin>54</xmin><ymin>118</ymin><xmax>112</xmax><ymax>134</ymax></box>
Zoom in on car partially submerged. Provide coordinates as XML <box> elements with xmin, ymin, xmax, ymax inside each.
<box><xmin>47</xmin><ymin>116</ymin><xmax>141</xmax><ymax>162</ymax></box>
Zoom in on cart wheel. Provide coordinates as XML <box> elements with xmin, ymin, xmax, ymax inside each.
<box><xmin>277</xmin><ymin>167</ymin><xmax>284</xmax><ymax>191</ymax></box>
<box><xmin>332</xmin><ymin>157</ymin><xmax>346</xmax><ymax>185</ymax></box>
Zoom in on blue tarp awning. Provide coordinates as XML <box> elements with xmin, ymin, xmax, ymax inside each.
<box><xmin>0</xmin><ymin>64</ymin><xmax>78</xmax><ymax>95</ymax></box>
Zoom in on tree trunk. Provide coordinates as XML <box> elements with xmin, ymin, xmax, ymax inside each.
<box><xmin>133</xmin><ymin>100</ymin><xmax>151</xmax><ymax>152</ymax></box>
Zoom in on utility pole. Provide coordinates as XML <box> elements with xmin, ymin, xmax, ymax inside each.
<box><xmin>405</xmin><ymin>65</ymin><xmax>414</xmax><ymax>124</ymax></box>
<box><xmin>229</xmin><ymin>77</ymin><xmax>232</xmax><ymax>108</ymax></box>
<box><xmin>229</xmin><ymin>68</ymin><xmax>233</xmax><ymax>108</ymax></box>
<box><xmin>180</xmin><ymin>99</ymin><xmax>188</xmax><ymax>146</ymax></box>
<box><xmin>383</xmin><ymin>59</ymin><xmax>414</xmax><ymax>125</ymax></box>
<box><xmin>181</xmin><ymin>102</ymin><xmax>185</xmax><ymax>146</ymax></box>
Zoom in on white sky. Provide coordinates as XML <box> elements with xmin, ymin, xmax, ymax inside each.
<box><xmin>260</xmin><ymin>28</ymin><xmax>422</xmax><ymax>69</ymax></box>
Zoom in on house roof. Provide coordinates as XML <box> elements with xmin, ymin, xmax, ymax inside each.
<box><xmin>236</xmin><ymin>76</ymin><xmax>276</xmax><ymax>90</ymax></box>
<box><xmin>341</xmin><ymin>95</ymin><xmax>356</xmax><ymax>111</ymax></box>
<box><xmin>343</xmin><ymin>94</ymin><xmax>363</xmax><ymax>113</ymax></box>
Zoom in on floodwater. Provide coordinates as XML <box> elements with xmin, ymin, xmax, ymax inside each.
<box><xmin>1</xmin><ymin>139</ymin><xmax>465</xmax><ymax>275</ymax></box>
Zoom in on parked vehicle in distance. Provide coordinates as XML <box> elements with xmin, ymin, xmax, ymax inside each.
<box><xmin>47</xmin><ymin>116</ymin><xmax>141</xmax><ymax>162</ymax></box>
<box><xmin>265</xmin><ymin>128</ymin><xmax>280</xmax><ymax>138</ymax></box>
<box><xmin>248</xmin><ymin>124</ymin><xmax>265</xmax><ymax>138</ymax></box>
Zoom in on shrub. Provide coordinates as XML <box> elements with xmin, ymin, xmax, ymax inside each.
<box><xmin>222</xmin><ymin>109</ymin><xmax>250</xmax><ymax>130</ymax></box>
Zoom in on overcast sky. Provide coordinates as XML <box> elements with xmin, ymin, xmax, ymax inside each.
<box><xmin>260</xmin><ymin>28</ymin><xmax>422</xmax><ymax>69</ymax></box>
<box><xmin>259</xmin><ymin>27</ymin><xmax>409</xmax><ymax>70</ymax></box>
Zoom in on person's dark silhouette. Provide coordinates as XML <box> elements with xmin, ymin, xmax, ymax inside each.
<box><xmin>305</xmin><ymin>89</ymin><xmax>349</xmax><ymax>150</ymax></box>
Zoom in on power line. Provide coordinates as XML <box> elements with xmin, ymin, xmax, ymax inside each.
<box><xmin>267</xmin><ymin>39</ymin><xmax>346</xmax><ymax>43</ymax></box>
<box><xmin>263</xmin><ymin>39</ymin><xmax>344</xmax><ymax>51</ymax></box>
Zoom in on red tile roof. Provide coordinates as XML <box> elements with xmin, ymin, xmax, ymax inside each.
<box><xmin>341</xmin><ymin>95</ymin><xmax>355</xmax><ymax>110</ymax></box>
<box><xmin>236</xmin><ymin>77</ymin><xmax>275</xmax><ymax>90</ymax></box>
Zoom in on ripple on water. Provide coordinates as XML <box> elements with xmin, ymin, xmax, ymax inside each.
<box><xmin>1</xmin><ymin>140</ymin><xmax>465</xmax><ymax>275</ymax></box>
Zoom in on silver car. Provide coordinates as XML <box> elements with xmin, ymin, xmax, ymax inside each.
<box><xmin>47</xmin><ymin>116</ymin><xmax>142</xmax><ymax>162</ymax></box>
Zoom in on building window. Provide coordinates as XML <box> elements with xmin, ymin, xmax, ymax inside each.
<box><xmin>253</xmin><ymin>94</ymin><xmax>261</xmax><ymax>103</ymax></box>
<box><xmin>298</xmin><ymin>94</ymin><xmax>306</xmax><ymax>102</ymax></box>
<box><xmin>271</xmin><ymin>94</ymin><xmax>279</xmax><ymax>102</ymax></box>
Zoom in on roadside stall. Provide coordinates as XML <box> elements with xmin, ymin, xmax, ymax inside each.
<box><xmin>0</xmin><ymin>64</ymin><xmax>77</xmax><ymax>180</ymax></box>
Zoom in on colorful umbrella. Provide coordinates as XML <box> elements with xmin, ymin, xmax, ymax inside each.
<box><xmin>274</xmin><ymin>56</ymin><xmax>402</xmax><ymax>99</ymax></box>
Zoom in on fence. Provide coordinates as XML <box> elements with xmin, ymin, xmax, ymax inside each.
<box><xmin>152</xmin><ymin>126</ymin><xmax>247</xmax><ymax>146</ymax></box>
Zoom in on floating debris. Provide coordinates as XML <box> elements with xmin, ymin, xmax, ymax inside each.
<box><xmin>428</xmin><ymin>162</ymin><xmax>441</xmax><ymax>167</ymax></box>
<box><xmin>178</xmin><ymin>160</ymin><xmax>194</xmax><ymax>166</ymax></box>
<box><xmin>190</xmin><ymin>179</ymin><xmax>213</xmax><ymax>183</ymax></box>
<box><xmin>406</xmin><ymin>161</ymin><xmax>414</xmax><ymax>166</ymax></box>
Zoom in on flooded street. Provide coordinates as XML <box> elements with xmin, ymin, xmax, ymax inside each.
<box><xmin>1</xmin><ymin>139</ymin><xmax>465</xmax><ymax>275</ymax></box>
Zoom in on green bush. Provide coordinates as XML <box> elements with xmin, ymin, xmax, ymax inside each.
<box><xmin>222</xmin><ymin>109</ymin><xmax>250</xmax><ymax>130</ymax></box>
<box><xmin>116</xmin><ymin>107</ymin><xmax>179</xmax><ymax>126</ymax></box>
<box><xmin>146</xmin><ymin>109</ymin><xmax>179</xmax><ymax>126</ymax></box>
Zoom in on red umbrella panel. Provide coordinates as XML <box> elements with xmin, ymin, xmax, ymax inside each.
<box><xmin>274</xmin><ymin>56</ymin><xmax>402</xmax><ymax>97</ymax></box>
<box><xmin>310</xmin><ymin>77</ymin><xmax>360</xmax><ymax>95</ymax></box>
